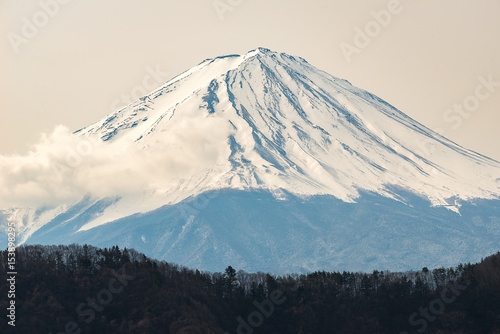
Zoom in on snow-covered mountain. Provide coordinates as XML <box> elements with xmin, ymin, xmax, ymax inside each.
<box><xmin>2</xmin><ymin>48</ymin><xmax>500</xmax><ymax>273</ymax></box>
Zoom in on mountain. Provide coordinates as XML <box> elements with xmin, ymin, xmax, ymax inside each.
<box><xmin>2</xmin><ymin>47</ymin><xmax>500</xmax><ymax>273</ymax></box>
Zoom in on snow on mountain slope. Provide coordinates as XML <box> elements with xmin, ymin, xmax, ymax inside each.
<box><xmin>2</xmin><ymin>48</ymin><xmax>500</xmax><ymax>271</ymax></box>
<box><xmin>73</xmin><ymin>47</ymin><xmax>500</xmax><ymax>225</ymax></box>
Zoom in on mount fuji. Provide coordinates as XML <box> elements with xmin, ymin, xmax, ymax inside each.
<box><xmin>2</xmin><ymin>48</ymin><xmax>500</xmax><ymax>273</ymax></box>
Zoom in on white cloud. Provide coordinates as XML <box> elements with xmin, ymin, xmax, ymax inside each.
<box><xmin>0</xmin><ymin>119</ymin><xmax>229</xmax><ymax>209</ymax></box>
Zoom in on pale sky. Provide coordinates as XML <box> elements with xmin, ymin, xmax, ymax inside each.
<box><xmin>1</xmin><ymin>0</ymin><xmax>499</xmax><ymax>160</ymax></box>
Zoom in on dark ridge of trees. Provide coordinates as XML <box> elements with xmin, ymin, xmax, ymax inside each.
<box><xmin>0</xmin><ymin>244</ymin><xmax>499</xmax><ymax>333</ymax></box>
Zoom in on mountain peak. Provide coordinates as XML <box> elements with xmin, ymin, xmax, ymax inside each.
<box><xmin>248</xmin><ymin>47</ymin><xmax>273</xmax><ymax>56</ymax></box>
<box><xmin>243</xmin><ymin>47</ymin><xmax>308</xmax><ymax>65</ymax></box>
<box><xmin>76</xmin><ymin>48</ymin><xmax>500</xmax><ymax>215</ymax></box>
<box><xmin>209</xmin><ymin>47</ymin><xmax>306</xmax><ymax>68</ymax></box>
<box><xmin>209</xmin><ymin>47</ymin><xmax>274</xmax><ymax>62</ymax></box>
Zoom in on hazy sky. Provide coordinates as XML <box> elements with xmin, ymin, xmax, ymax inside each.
<box><xmin>1</xmin><ymin>0</ymin><xmax>499</xmax><ymax>160</ymax></box>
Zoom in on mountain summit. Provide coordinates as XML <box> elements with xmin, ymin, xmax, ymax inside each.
<box><xmin>79</xmin><ymin>47</ymin><xmax>499</xmax><ymax>205</ymax></box>
<box><xmin>3</xmin><ymin>48</ymin><xmax>500</xmax><ymax>273</ymax></box>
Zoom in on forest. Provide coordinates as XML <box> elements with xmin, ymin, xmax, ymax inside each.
<box><xmin>1</xmin><ymin>244</ymin><xmax>499</xmax><ymax>333</ymax></box>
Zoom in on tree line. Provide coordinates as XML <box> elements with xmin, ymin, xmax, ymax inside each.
<box><xmin>1</xmin><ymin>244</ymin><xmax>499</xmax><ymax>333</ymax></box>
